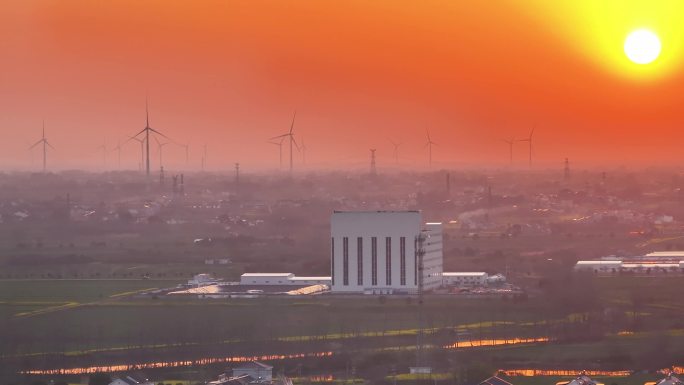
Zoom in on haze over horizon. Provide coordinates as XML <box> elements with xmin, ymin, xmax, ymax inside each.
<box><xmin>3</xmin><ymin>1</ymin><xmax>684</xmax><ymax>171</ymax></box>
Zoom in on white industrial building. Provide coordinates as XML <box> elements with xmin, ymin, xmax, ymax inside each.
<box><xmin>442</xmin><ymin>272</ymin><xmax>507</xmax><ymax>287</ymax></box>
<box><xmin>240</xmin><ymin>273</ymin><xmax>331</xmax><ymax>286</ymax></box>
<box><xmin>442</xmin><ymin>272</ymin><xmax>488</xmax><ymax>286</ymax></box>
<box><xmin>330</xmin><ymin>211</ymin><xmax>443</xmax><ymax>294</ymax></box>
<box><xmin>574</xmin><ymin>259</ymin><xmax>684</xmax><ymax>274</ymax></box>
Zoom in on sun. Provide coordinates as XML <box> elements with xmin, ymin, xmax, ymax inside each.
<box><xmin>624</xmin><ymin>29</ymin><xmax>661</xmax><ymax>64</ymax></box>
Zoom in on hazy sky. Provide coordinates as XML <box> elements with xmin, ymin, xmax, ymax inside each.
<box><xmin>2</xmin><ymin>1</ymin><xmax>684</xmax><ymax>171</ymax></box>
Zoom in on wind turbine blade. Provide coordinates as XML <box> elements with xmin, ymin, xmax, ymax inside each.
<box><xmin>46</xmin><ymin>140</ymin><xmax>55</xmax><ymax>150</ymax></box>
<box><xmin>124</xmin><ymin>135</ymin><xmax>143</xmax><ymax>145</ymax></box>
<box><xmin>292</xmin><ymin>136</ymin><xmax>300</xmax><ymax>152</ymax></box>
<box><xmin>148</xmin><ymin>127</ymin><xmax>176</xmax><ymax>143</ymax></box>
<box><xmin>145</xmin><ymin>95</ymin><xmax>150</xmax><ymax>127</ymax></box>
<box><xmin>29</xmin><ymin>139</ymin><xmax>43</xmax><ymax>149</ymax></box>
<box><xmin>289</xmin><ymin>111</ymin><xmax>297</xmax><ymax>134</ymax></box>
<box><xmin>269</xmin><ymin>133</ymin><xmax>289</xmax><ymax>140</ymax></box>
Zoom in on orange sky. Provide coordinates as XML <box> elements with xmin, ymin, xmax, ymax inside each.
<box><xmin>2</xmin><ymin>1</ymin><xmax>684</xmax><ymax>171</ymax></box>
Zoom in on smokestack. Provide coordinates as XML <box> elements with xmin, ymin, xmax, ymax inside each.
<box><xmin>370</xmin><ymin>149</ymin><xmax>377</xmax><ymax>176</ymax></box>
<box><xmin>564</xmin><ymin>158</ymin><xmax>570</xmax><ymax>180</ymax></box>
<box><xmin>446</xmin><ymin>173</ymin><xmax>451</xmax><ymax>196</ymax></box>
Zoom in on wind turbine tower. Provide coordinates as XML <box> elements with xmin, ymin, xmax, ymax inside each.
<box><xmin>389</xmin><ymin>139</ymin><xmax>401</xmax><ymax>164</ymax></box>
<box><xmin>300</xmin><ymin>137</ymin><xmax>307</xmax><ymax>165</ymax></box>
<box><xmin>112</xmin><ymin>140</ymin><xmax>123</xmax><ymax>169</ymax></box>
<box><xmin>126</xmin><ymin>136</ymin><xmax>145</xmax><ymax>171</ymax></box>
<box><xmin>425</xmin><ymin>129</ymin><xmax>437</xmax><ymax>168</ymax></box>
<box><xmin>564</xmin><ymin>158</ymin><xmax>570</xmax><ymax>180</ymax></box>
<box><xmin>29</xmin><ymin>120</ymin><xmax>54</xmax><ymax>173</ymax></box>
<box><xmin>201</xmin><ymin>144</ymin><xmax>207</xmax><ymax>171</ymax></box>
<box><xmin>270</xmin><ymin>112</ymin><xmax>299</xmax><ymax>173</ymax></box>
<box><xmin>370</xmin><ymin>149</ymin><xmax>377</xmax><ymax>176</ymax></box>
<box><xmin>182</xmin><ymin>143</ymin><xmax>190</xmax><ymax>165</ymax></box>
<box><xmin>154</xmin><ymin>136</ymin><xmax>170</xmax><ymax>169</ymax></box>
<box><xmin>518</xmin><ymin>128</ymin><xmax>535</xmax><ymax>168</ymax></box>
<box><xmin>97</xmin><ymin>139</ymin><xmax>107</xmax><ymax>169</ymax></box>
<box><xmin>269</xmin><ymin>138</ymin><xmax>285</xmax><ymax>169</ymax></box>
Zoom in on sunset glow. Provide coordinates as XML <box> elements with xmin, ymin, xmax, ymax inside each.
<box><xmin>3</xmin><ymin>1</ymin><xmax>684</xmax><ymax>169</ymax></box>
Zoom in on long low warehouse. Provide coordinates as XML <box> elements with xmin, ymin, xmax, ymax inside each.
<box><xmin>574</xmin><ymin>260</ymin><xmax>684</xmax><ymax>273</ymax></box>
<box><xmin>240</xmin><ymin>273</ymin><xmax>331</xmax><ymax>286</ymax></box>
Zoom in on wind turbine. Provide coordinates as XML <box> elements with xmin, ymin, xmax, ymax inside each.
<box><xmin>270</xmin><ymin>111</ymin><xmax>299</xmax><ymax>172</ymax></box>
<box><xmin>96</xmin><ymin>139</ymin><xmax>107</xmax><ymax>169</ymax></box>
<box><xmin>201</xmin><ymin>144</ymin><xmax>207</xmax><ymax>171</ymax></box>
<box><xmin>180</xmin><ymin>142</ymin><xmax>190</xmax><ymax>165</ymax></box>
<box><xmin>502</xmin><ymin>137</ymin><xmax>515</xmax><ymax>165</ymax></box>
<box><xmin>425</xmin><ymin>129</ymin><xmax>437</xmax><ymax>168</ymax></box>
<box><xmin>29</xmin><ymin>120</ymin><xmax>54</xmax><ymax>173</ymax></box>
<box><xmin>154</xmin><ymin>135</ymin><xmax>171</xmax><ymax>169</ymax></box>
<box><xmin>112</xmin><ymin>140</ymin><xmax>123</xmax><ymax>169</ymax></box>
<box><xmin>126</xmin><ymin>97</ymin><xmax>174</xmax><ymax>176</ymax></box>
<box><xmin>268</xmin><ymin>137</ymin><xmax>285</xmax><ymax>169</ymax></box>
<box><xmin>126</xmin><ymin>135</ymin><xmax>145</xmax><ymax>171</ymax></box>
<box><xmin>518</xmin><ymin>127</ymin><xmax>535</xmax><ymax>168</ymax></box>
<box><xmin>389</xmin><ymin>139</ymin><xmax>401</xmax><ymax>164</ymax></box>
<box><xmin>300</xmin><ymin>136</ymin><xmax>307</xmax><ymax>165</ymax></box>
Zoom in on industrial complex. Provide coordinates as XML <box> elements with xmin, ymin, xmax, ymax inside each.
<box><xmin>158</xmin><ymin>210</ymin><xmax>513</xmax><ymax>298</ymax></box>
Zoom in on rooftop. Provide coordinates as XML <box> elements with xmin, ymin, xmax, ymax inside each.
<box><xmin>443</xmin><ymin>272</ymin><xmax>487</xmax><ymax>276</ymax></box>
<box><xmin>647</xmin><ymin>251</ymin><xmax>684</xmax><ymax>257</ymax></box>
<box><xmin>289</xmin><ymin>276</ymin><xmax>331</xmax><ymax>280</ymax></box>
<box><xmin>333</xmin><ymin>210</ymin><xmax>420</xmax><ymax>214</ymax></box>
<box><xmin>241</xmin><ymin>273</ymin><xmax>294</xmax><ymax>277</ymax></box>
<box><xmin>576</xmin><ymin>260</ymin><xmax>623</xmax><ymax>265</ymax></box>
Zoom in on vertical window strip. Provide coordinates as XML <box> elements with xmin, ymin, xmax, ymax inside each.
<box><xmin>386</xmin><ymin>237</ymin><xmax>392</xmax><ymax>286</ymax></box>
<box><xmin>357</xmin><ymin>237</ymin><xmax>363</xmax><ymax>286</ymax></box>
<box><xmin>343</xmin><ymin>237</ymin><xmax>349</xmax><ymax>286</ymax></box>
<box><xmin>372</xmin><ymin>237</ymin><xmax>377</xmax><ymax>286</ymax></box>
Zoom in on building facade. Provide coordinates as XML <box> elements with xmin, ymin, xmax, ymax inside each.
<box><xmin>330</xmin><ymin>211</ymin><xmax>443</xmax><ymax>294</ymax></box>
<box><xmin>442</xmin><ymin>272</ymin><xmax>488</xmax><ymax>286</ymax></box>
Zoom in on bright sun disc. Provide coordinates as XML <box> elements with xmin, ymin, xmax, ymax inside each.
<box><xmin>624</xmin><ymin>29</ymin><xmax>661</xmax><ymax>64</ymax></box>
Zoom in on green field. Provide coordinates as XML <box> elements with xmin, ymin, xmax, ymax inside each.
<box><xmin>0</xmin><ymin>279</ymin><xmax>182</xmax><ymax>303</ymax></box>
<box><xmin>1</xmin><ymin>276</ymin><xmax>683</xmax><ymax>381</ymax></box>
